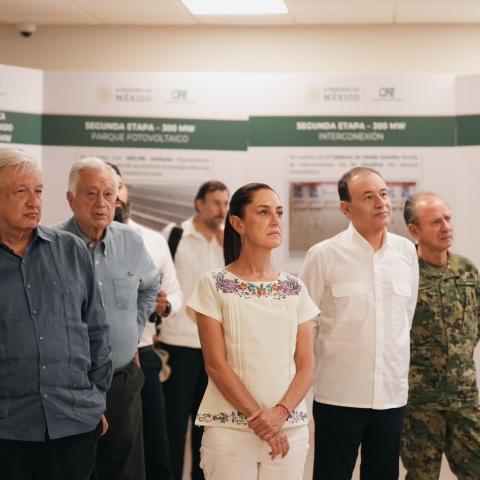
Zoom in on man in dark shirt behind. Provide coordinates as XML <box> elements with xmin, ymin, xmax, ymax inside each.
<box><xmin>0</xmin><ymin>148</ymin><xmax>112</xmax><ymax>480</ymax></box>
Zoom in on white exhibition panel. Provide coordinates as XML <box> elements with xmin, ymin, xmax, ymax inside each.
<box><xmin>0</xmin><ymin>65</ymin><xmax>478</xmax><ymax>480</ymax></box>
<box><xmin>0</xmin><ymin>65</ymin><xmax>478</xmax><ymax>270</ymax></box>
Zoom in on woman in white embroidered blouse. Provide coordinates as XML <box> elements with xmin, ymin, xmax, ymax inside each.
<box><xmin>187</xmin><ymin>183</ymin><xmax>319</xmax><ymax>480</ymax></box>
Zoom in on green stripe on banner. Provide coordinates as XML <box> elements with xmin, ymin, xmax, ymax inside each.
<box><xmin>42</xmin><ymin>115</ymin><xmax>248</xmax><ymax>151</ymax></box>
<box><xmin>456</xmin><ymin>115</ymin><xmax>480</xmax><ymax>146</ymax></box>
<box><xmin>0</xmin><ymin>111</ymin><xmax>42</xmax><ymax>145</ymax></box>
<box><xmin>0</xmin><ymin>112</ymin><xmax>463</xmax><ymax>148</ymax></box>
<box><xmin>249</xmin><ymin>116</ymin><xmax>455</xmax><ymax>147</ymax></box>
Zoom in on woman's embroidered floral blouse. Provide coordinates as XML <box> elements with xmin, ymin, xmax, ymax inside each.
<box><xmin>186</xmin><ymin>269</ymin><xmax>319</xmax><ymax>429</ymax></box>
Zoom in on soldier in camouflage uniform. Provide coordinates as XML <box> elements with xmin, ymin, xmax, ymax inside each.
<box><xmin>401</xmin><ymin>192</ymin><xmax>480</xmax><ymax>480</ymax></box>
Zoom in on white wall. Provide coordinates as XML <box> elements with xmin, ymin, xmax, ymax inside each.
<box><xmin>1</xmin><ymin>24</ymin><xmax>480</xmax><ymax>74</ymax></box>
<box><xmin>1</xmin><ymin>23</ymin><xmax>474</xmax><ymax>480</ymax></box>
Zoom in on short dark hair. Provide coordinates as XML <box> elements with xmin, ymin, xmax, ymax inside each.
<box><xmin>106</xmin><ymin>162</ymin><xmax>121</xmax><ymax>177</ymax></box>
<box><xmin>337</xmin><ymin>167</ymin><xmax>384</xmax><ymax>201</ymax></box>
<box><xmin>403</xmin><ymin>192</ymin><xmax>445</xmax><ymax>226</ymax></box>
<box><xmin>224</xmin><ymin>183</ymin><xmax>274</xmax><ymax>265</ymax></box>
<box><xmin>194</xmin><ymin>180</ymin><xmax>228</xmax><ymax>211</ymax></box>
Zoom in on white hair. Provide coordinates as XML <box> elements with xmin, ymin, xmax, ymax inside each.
<box><xmin>0</xmin><ymin>148</ymin><xmax>41</xmax><ymax>179</ymax></box>
<box><xmin>68</xmin><ymin>157</ymin><xmax>118</xmax><ymax>196</ymax></box>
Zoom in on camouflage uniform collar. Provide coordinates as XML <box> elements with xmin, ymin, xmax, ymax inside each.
<box><xmin>419</xmin><ymin>252</ymin><xmax>457</xmax><ymax>279</ymax></box>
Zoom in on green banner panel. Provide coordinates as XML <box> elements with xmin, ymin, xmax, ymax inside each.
<box><xmin>42</xmin><ymin>114</ymin><xmax>248</xmax><ymax>151</ymax></box>
<box><xmin>0</xmin><ymin>112</ymin><xmax>464</xmax><ymax>149</ymax></box>
<box><xmin>249</xmin><ymin>116</ymin><xmax>456</xmax><ymax>147</ymax></box>
<box><xmin>0</xmin><ymin>111</ymin><xmax>42</xmax><ymax>145</ymax></box>
<box><xmin>456</xmin><ymin>115</ymin><xmax>480</xmax><ymax>146</ymax></box>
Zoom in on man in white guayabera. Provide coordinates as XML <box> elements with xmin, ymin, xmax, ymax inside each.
<box><xmin>300</xmin><ymin>167</ymin><xmax>419</xmax><ymax>480</ymax></box>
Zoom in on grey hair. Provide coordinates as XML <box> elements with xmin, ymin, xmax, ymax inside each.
<box><xmin>68</xmin><ymin>157</ymin><xmax>118</xmax><ymax>196</ymax></box>
<box><xmin>403</xmin><ymin>192</ymin><xmax>447</xmax><ymax>226</ymax></box>
<box><xmin>0</xmin><ymin>148</ymin><xmax>41</xmax><ymax>180</ymax></box>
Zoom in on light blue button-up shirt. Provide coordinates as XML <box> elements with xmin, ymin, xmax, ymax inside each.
<box><xmin>0</xmin><ymin>226</ymin><xmax>112</xmax><ymax>441</ymax></box>
<box><xmin>60</xmin><ymin>218</ymin><xmax>160</xmax><ymax>370</ymax></box>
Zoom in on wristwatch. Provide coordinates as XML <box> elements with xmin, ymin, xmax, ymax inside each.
<box><xmin>162</xmin><ymin>300</ymin><xmax>172</xmax><ymax>317</ymax></box>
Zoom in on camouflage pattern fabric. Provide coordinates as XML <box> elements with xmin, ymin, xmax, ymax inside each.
<box><xmin>401</xmin><ymin>253</ymin><xmax>480</xmax><ymax>479</ymax></box>
<box><xmin>402</xmin><ymin>404</ymin><xmax>480</xmax><ymax>479</ymax></box>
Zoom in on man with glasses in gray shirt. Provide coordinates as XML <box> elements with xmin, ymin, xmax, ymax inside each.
<box><xmin>59</xmin><ymin>157</ymin><xmax>160</xmax><ymax>480</ymax></box>
<box><xmin>0</xmin><ymin>149</ymin><xmax>112</xmax><ymax>480</ymax></box>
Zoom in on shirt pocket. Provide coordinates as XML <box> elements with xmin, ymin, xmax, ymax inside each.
<box><xmin>456</xmin><ymin>280</ymin><xmax>477</xmax><ymax>342</ymax></box>
<box><xmin>392</xmin><ymin>280</ymin><xmax>412</xmax><ymax>325</ymax></box>
<box><xmin>331</xmin><ymin>281</ymin><xmax>367</xmax><ymax>322</ymax></box>
<box><xmin>113</xmin><ymin>273</ymin><xmax>137</xmax><ymax>310</ymax></box>
<box><xmin>0</xmin><ymin>316</ymin><xmax>38</xmax><ymax>377</ymax></box>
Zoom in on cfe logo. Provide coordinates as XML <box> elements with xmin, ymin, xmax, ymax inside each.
<box><xmin>170</xmin><ymin>89</ymin><xmax>188</xmax><ymax>101</ymax></box>
<box><xmin>164</xmin><ymin>88</ymin><xmax>194</xmax><ymax>104</ymax></box>
<box><xmin>373</xmin><ymin>86</ymin><xmax>401</xmax><ymax>102</ymax></box>
<box><xmin>378</xmin><ymin>87</ymin><xmax>395</xmax><ymax>98</ymax></box>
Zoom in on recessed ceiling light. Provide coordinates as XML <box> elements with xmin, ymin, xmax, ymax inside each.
<box><xmin>182</xmin><ymin>0</ymin><xmax>288</xmax><ymax>16</ymax></box>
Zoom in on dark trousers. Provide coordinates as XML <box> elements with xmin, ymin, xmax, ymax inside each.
<box><xmin>159</xmin><ymin>343</ymin><xmax>208</xmax><ymax>480</ymax></box>
<box><xmin>0</xmin><ymin>422</ymin><xmax>102</xmax><ymax>480</ymax></box>
<box><xmin>313</xmin><ymin>401</ymin><xmax>405</xmax><ymax>480</ymax></box>
<box><xmin>92</xmin><ymin>360</ymin><xmax>145</xmax><ymax>480</ymax></box>
<box><xmin>139</xmin><ymin>346</ymin><xmax>174</xmax><ymax>480</ymax></box>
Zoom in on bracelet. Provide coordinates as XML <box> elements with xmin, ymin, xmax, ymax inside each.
<box><xmin>275</xmin><ymin>403</ymin><xmax>291</xmax><ymax>419</ymax></box>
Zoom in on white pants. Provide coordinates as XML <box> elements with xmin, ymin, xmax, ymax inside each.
<box><xmin>200</xmin><ymin>425</ymin><xmax>309</xmax><ymax>480</ymax></box>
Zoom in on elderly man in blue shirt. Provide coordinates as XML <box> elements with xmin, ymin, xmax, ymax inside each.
<box><xmin>0</xmin><ymin>148</ymin><xmax>112</xmax><ymax>480</ymax></box>
<box><xmin>59</xmin><ymin>157</ymin><xmax>160</xmax><ymax>480</ymax></box>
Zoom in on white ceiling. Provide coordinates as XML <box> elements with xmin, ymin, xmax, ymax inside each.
<box><xmin>1</xmin><ymin>0</ymin><xmax>480</xmax><ymax>27</ymax></box>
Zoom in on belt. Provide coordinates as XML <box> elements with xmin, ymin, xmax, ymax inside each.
<box><xmin>113</xmin><ymin>360</ymin><xmax>133</xmax><ymax>376</ymax></box>
<box><xmin>138</xmin><ymin>345</ymin><xmax>153</xmax><ymax>354</ymax></box>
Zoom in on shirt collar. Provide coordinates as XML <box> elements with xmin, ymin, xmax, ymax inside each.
<box><xmin>182</xmin><ymin>216</ymin><xmax>224</xmax><ymax>248</ymax></box>
<box><xmin>419</xmin><ymin>251</ymin><xmax>454</xmax><ymax>278</ymax></box>
<box><xmin>67</xmin><ymin>217</ymin><xmax>109</xmax><ymax>256</ymax></box>
<box><xmin>36</xmin><ymin>225</ymin><xmax>54</xmax><ymax>243</ymax></box>
<box><xmin>0</xmin><ymin>225</ymin><xmax>52</xmax><ymax>248</ymax></box>
<box><xmin>0</xmin><ymin>226</ymin><xmax>52</xmax><ymax>256</ymax></box>
<box><xmin>347</xmin><ymin>222</ymin><xmax>389</xmax><ymax>253</ymax></box>
<box><xmin>182</xmin><ymin>216</ymin><xmax>198</xmax><ymax>238</ymax></box>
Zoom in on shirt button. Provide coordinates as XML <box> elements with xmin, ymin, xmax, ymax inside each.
<box><xmin>43</xmin><ymin>393</ymin><xmax>48</xmax><ymax>399</ymax></box>
<box><xmin>39</xmin><ymin>336</ymin><xmax>44</xmax><ymax>341</ymax></box>
<box><xmin>26</xmin><ymin>284</ymin><xmax>31</xmax><ymax>289</ymax></box>
<box><xmin>32</xmin><ymin>310</ymin><xmax>37</xmax><ymax>315</ymax></box>
<box><xmin>95</xmin><ymin>260</ymin><xmax>99</xmax><ymax>265</ymax></box>
<box><xmin>98</xmin><ymin>281</ymin><xmax>103</xmax><ymax>286</ymax></box>
<box><xmin>42</xmin><ymin>365</ymin><xmax>46</xmax><ymax>370</ymax></box>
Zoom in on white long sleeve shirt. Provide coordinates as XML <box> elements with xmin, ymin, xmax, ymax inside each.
<box><xmin>300</xmin><ymin>223</ymin><xmax>419</xmax><ymax>410</ymax></box>
<box><xmin>128</xmin><ymin>219</ymin><xmax>183</xmax><ymax>348</ymax></box>
<box><xmin>160</xmin><ymin>217</ymin><xmax>224</xmax><ymax>348</ymax></box>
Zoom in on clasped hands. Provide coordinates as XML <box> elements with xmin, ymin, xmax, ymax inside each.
<box><xmin>247</xmin><ymin>406</ymin><xmax>290</xmax><ymax>460</ymax></box>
